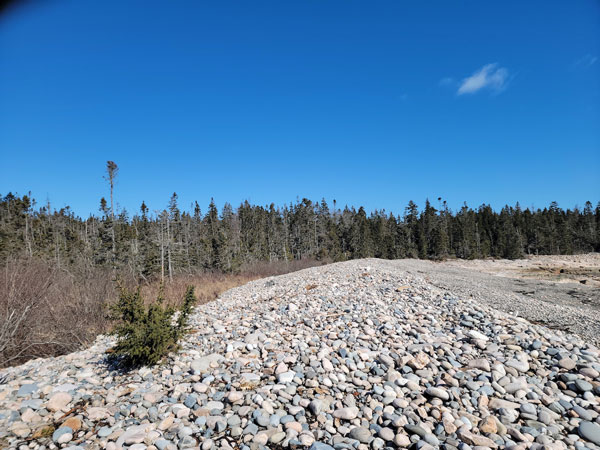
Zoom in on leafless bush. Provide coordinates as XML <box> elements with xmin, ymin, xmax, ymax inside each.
<box><xmin>0</xmin><ymin>257</ymin><xmax>328</xmax><ymax>367</ymax></box>
<box><xmin>0</xmin><ymin>258</ymin><xmax>114</xmax><ymax>367</ymax></box>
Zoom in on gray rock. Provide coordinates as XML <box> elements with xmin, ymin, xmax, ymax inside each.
<box><xmin>520</xmin><ymin>403</ymin><xmax>537</xmax><ymax>415</ymax></box>
<box><xmin>20</xmin><ymin>399</ymin><xmax>43</xmax><ymax>410</ymax></box>
<box><xmin>575</xmin><ymin>379</ymin><xmax>593</xmax><ymax>392</ymax></box>
<box><xmin>206</xmin><ymin>400</ymin><xmax>224</xmax><ymax>411</ymax></box>
<box><xmin>506</xmin><ymin>359</ymin><xmax>529</xmax><ymax>373</ymax></box>
<box><xmin>97</xmin><ymin>426</ymin><xmax>112</xmax><ymax>437</ymax></box>
<box><xmin>52</xmin><ymin>426</ymin><xmax>73</xmax><ymax>443</ymax></box>
<box><xmin>333</xmin><ymin>406</ymin><xmax>359</xmax><ymax>420</ymax></box>
<box><xmin>190</xmin><ymin>354</ymin><xmax>223</xmax><ymax>374</ymax></box>
<box><xmin>183</xmin><ymin>394</ymin><xmax>197</xmax><ymax>408</ymax></box>
<box><xmin>277</xmin><ymin>371</ymin><xmax>296</xmax><ymax>383</ymax></box>
<box><xmin>178</xmin><ymin>435</ymin><xmax>197</xmax><ymax>448</ymax></box>
<box><xmin>404</xmin><ymin>424</ymin><xmax>427</xmax><ymax>438</ymax></box>
<box><xmin>573</xmin><ymin>404</ymin><xmax>593</xmax><ymax>421</ymax></box>
<box><xmin>309</xmin><ymin>443</ymin><xmax>335</xmax><ymax>450</ymax></box>
<box><xmin>579</xmin><ymin>421</ymin><xmax>600</xmax><ymax>445</ymax></box>
<box><xmin>349</xmin><ymin>426</ymin><xmax>372</xmax><ymax>443</ymax></box>
<box><xmin>256</xmin><ymin>414</ymin><xmax>270</xmax><ymax>427</ymax></box>
<box><xmin>309</xmin><ymin>399</ymin><xmax>325</xmax><ymax>415</ymax></box>
<box><xmin>244</xmin><ymin>423</ymin><xmax>258</xmax><ymax>435</ymax></box>
<box><xmin>269</xmin><ymin>432</ymin><xmax>286</xmax><ymax>444</ymax></box>
<box><xmin>155</xmin><ymin>439</ymin><xmax>172</xmax><ymax>450</ymax></box>
<box><xmin>425</xmin><ymin>387</ymin><xmax>449</xmax><ymax>401</ymax></box>
<box><xmin>17</xmin><ymin>383</ymin><xmax>39</xmax><ymax>397</ymax></box>
<box><xmin>371</xmin><ymin>437</ymin><xmax>385</xmax><ymax>449</ymax></box>
<box><xmin>423</xmin><ymin>433</ymin><xmax>440</xmax><ymax>446</ymax></box>
<box><xmin>378</xmin><ymin>427</ymin><xmax>395</xmax><ymax>441</ymax></box>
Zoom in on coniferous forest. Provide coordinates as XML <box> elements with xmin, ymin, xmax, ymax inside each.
<box><xmin>1</xmin><ymin>162</ymin><xmax>599</xmax><ymax>366</ymax></box>
<box><xmin>2</xmin><ymin>190</ymin><xmax>599</xmax><ymax>280</ymax></box>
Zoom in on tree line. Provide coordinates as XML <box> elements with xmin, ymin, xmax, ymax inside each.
<box><xmin>2</xmin><ymin>189</ymin><xmax>598</xmax><ymax>280</ymax></box>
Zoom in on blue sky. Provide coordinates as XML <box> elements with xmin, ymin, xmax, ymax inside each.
<box><xmin>1</xmin><ymin>1</ymin><xmax>598</xmax><ymax>218</ymax></box>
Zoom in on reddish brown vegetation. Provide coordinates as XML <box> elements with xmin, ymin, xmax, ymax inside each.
<box><xmin>0</xmin><ymin>260</ymin><xmax>111</xmax><ymax>367</ymax></box>
<box><xmin>0</xmin><ymin>258</ymin><xmax>327</xmax><ymax>367</ymax></box>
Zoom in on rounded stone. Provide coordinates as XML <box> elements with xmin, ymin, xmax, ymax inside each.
<box><xmin>579</xmin><ymin>421</ymin><xmax>600</xmax><ymax>446</ymax></box>
<box><xmin>269</xmin><ymin>432</ymin><xmax>286</xmax><ymax>444</ymax></box>
<box><xmin>333</xmin><ymin>406</ymin><xmax>359</xmax><ymax>420</ymax></box>
<box><xmin>575</xmin><ymin>379</ymin><xmax>593</xmax><ymax>392</ymax></box>
<box><xmin>47</xmin><ymin>392</ymin><xmax>72</xmax><ymax>412</ymax></box>
<box><xmin>423</xmin><ymin>433</ymin><xmax>439</xmax><ymax>446</ymax></box>
<box><xmin>309</xmin><ymin>443</ymin><xmax>335</xmax><ymax>450</ymax></box>
<box><xmin>61</xmin><ymin>417</ymin><xmax>82</xmax><ymax>432</ymax></box>
<box><xmin>371</xmin><ymin>437</ymin><xmax>385</xmax><ymax>449</ymax></box>
<box><xmin>349</xmin><ymin>426</ymin><xmax>372</xmax><ymax>443</ymax></box>
<box><xmin>425</xmin><ymin>387</ymin><xmax>449</xmax><ymax>401</ymax></box>
<box><xmin>52</xmin><ymin>427</ymin><xmax>73</xmax><ymax>443</ymax></box>
<box><xmin>558</xmin><ymin>358</ymin><xmax>576</xmax><ymax>370</ymax></box>
<box><xmin>378</xmin><ymin>427</ymin><xmax>395</xmax><ymax>441</ymax></box>
<box><xmin>394</xmin><ymin>434</ymin><xmax>411</xmax><ymax>447</ymax></box>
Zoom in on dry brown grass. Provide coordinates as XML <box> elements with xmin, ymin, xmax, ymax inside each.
<box><xmin>0</xmin><ymin>257</ymin><xmax>327</xmax><ymax>368</ymax></box>
<box><xmin>140</xmin><ymin>272</ymin><xmax>257</xmax><ymax>308</ymax></box>
<box><xmin>140</xmin><ymin>259</ymin><xmax>329</xmax><ymax>309</ymax></box>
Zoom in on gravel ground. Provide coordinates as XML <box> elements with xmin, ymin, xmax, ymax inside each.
<box><xmin>0</xmin><ymin>259</ymin><xmax>599</xmax><ymax>450</ymax></box>
<box><xmin>393</xmin><ymin>259</ymin><xmax>600</xmax><ymax>346</ymax></box>
<box><xmin>443</xmin><ymin>254</ymin><xmax>600</xmax><ymax>288</ymax></box>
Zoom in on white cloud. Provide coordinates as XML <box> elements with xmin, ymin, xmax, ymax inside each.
<box><xmin>572</xmin><ymin>54</ymin><xmax>597</xmax><ymax>69</ymax></box>
<box><xmin>457</xmin><ymin>63</ymin><xmax>508</xmax><ymax>95</ymax></box>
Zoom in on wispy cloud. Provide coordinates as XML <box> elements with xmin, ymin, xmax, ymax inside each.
<box><xmin>456</xmin><ymin>63</ymin><xmax>508</xmax><ymax>95</ymax></box>
<box><xmin>572</xmin><ymin>54</ymin><xmax>597</xmax><ymax>69</ymax></box>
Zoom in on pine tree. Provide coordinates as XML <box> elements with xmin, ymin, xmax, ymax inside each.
<box><xmin>1</xmin><ymin>188</ymin><xmax>596</xmax><ymax>274</ymax></box>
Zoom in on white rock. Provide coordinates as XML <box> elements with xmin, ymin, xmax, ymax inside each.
<box><xmin>333</xmin><ymin>406</ymin><xmax>359</xmax><ymax>420</ymax></box>
<box><xmin>277</xmin><ymin>371</ymin><xmax>296</xmax><ymax>383</ymax></box>
<box><xmin>190</xmin><ymin>353</ymin><xmax>223</xmax><ymax>374</ymax></box>
<box><xmin>468</xmin><ymin>330</ymin><xmax>489</xmax><ymax>342</ymax></box>
<box><xmin>46</xmin><ymin>392</ymin><xmax>72</xmax><ymax>412</ymax></box>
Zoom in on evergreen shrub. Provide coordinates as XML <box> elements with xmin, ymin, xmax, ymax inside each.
<box><xmin>109</xmin><ymin>284</ymin><xmax>197</xmax><ymax>368</ymax></box>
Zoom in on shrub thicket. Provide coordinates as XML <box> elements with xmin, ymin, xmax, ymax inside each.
<box><xmin>0</xmin><ymin>259</ymin><xmax>112</xmax><ymax>367</ymax></box>
<box><xmin>0</xmin><ymin>258</ymin><xmax>320</xmax><ymax>369</ymax></box>
<box><xmin>109</xmin><ymin>284</ymin><xmax>197</xmax><ymax>368</ymax></box>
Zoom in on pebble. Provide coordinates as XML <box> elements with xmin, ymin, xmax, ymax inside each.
<box><xmin>394</xmin><ymin>434</ymin><xmax>411</xmax><ymax>447</ymax></box>
<box><xmin>52</xmin><ymin>427</ymin><xmax>73</xmax><ymax>443</ymax></box>
<box><xmin>468</xmin><ymin>330</ymin><xmax>489</xmax><ymax>341</ymax></box>
<box><xmin>0</xmin><ymin>260</ymin><xmax>598</xmax><ymax>450</ymax></box>
<box><xmin>425</xmin><ymin>386</ymin><xmax>449</xmax><ymax>401</ymax></box>
<box><xmin>558</xmin><ymin>357</ymin><xmax>576</xmax><ymax>370</ymax></box>
<box><xmin>46</xmin><ymin>392</ymin><xmax>72</xmax><ymax>412</ymax></box>
<box><xmin>579</xmin><ymin>421</ymin><xmax>600</xmax><ymax>446</ymax></box>
<box><xmin>378</xmin><ymin>427</ymin><xmax>395</xmax><ymax>441</ymax></box>
<box><xmin>61</xmin><ymin>417</ymin><xmax>81</xmax><ymax>431</ymax></box>
<box><xmin>574</xmin><ymin>379</ymin><xmax>593</xmax><ymax>392</ymax></box>
<box><xmin>17</xmin><ymin>383</ymin><xmax>39</xmax><ymax>397</ymax></box>
<box><xmin>277</xmin><ymin>371</ymin><xmax>295</xmax><ymax>383</ymax></box>
<box><xmin>506</xmin><ymin>359</ymin><xmax>529</xmax><ymax>373</ymax></box>
<box><xmin>467</xmin><ymin>359</ymin><xmax>491</xmax><ymax>371</ymax></box>
<box><xmin>333</xmin><ymin>406</ymin><xmax>359</xmax><ymax>420</ymax></box>
<box><xmin>309</xmin><ymin>443</ymin><xmax>335</xmax><ymax>450</ymax></box>
<box><xmin>349</xmin><ymin>426</ymin><xmax>372</xmax><ymax>443</ymax></box>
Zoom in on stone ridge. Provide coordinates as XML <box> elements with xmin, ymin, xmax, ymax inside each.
<box><xmin>0</xmin><ymin>259</ymin><xmax>599</xmax><ymax>450</ymax></box>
